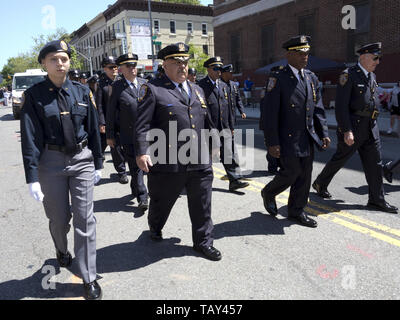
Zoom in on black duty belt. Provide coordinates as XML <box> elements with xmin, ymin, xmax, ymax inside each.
<box><xmin>47</xmin><ymin>139</ymin><xmax>88</xmax><ymax>154</ymax></box>
<box><xmin>353</xmin><ymin>109</ymin><xmax>379</xmax><ymax>120</ymax></box>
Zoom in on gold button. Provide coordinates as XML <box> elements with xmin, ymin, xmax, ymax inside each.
<box><xmin>192</xmin><ymin>124</ymin><xmax>196</xmax><ymax>129</ymax></box>
<box><xmin>192</xmin><ymin>135</ymin><xmax>196</xmax><ymax>139</ymax></box>
<box><xmin>307</xmin><ymin>108</ymin><xmax>310</xmax><ymax>111</ymax></box>
<box><xmin>169</xmin><ymin>112</ymin><xmax>173</xmax><ymax>115</ymax></box>
<box><xmin>289</xmin><ymin>134</ymin><xmax>292</xmax><ymax>137</ymax></box>
<box><xmin>291</xmin><ymin>104</ymin><xmax>295</xmax><ymax>107</ymax></box>
<box><xmin>190</xmin><ymin>115</ymin><xmax>193</xmax><ymax>119</ymax></box>
<box><xmin>360</xmin><ymin>91</ymin><xmax>363</xmax><ymax>94</ymax></box>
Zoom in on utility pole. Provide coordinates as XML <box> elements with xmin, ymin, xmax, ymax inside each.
<box><xmin>148</xmin><ymin>0</ymin><xmax>155</xmax><ymax>70</ymax></box>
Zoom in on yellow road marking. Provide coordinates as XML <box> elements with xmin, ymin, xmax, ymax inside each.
<box><xmin>212</xmin><ymin>165</ymin><xmax>400</xmax><ymax>249</ymax></box>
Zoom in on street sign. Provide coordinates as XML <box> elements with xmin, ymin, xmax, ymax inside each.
<box><xmin>154</xmin><ymin>41</ymin><xmax>162</xmax><ymax>46</ymax></box>
<box><xmin>147</xmin><ymin>55</ymin><xmax>157</xmax><ymax>59</ymax></box>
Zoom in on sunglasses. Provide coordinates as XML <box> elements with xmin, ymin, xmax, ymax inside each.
<box><xmin>106</xmin><ymin>65</ymin><xmax>118</xmax><ymax>70</ymax></box>
<box><xmin>213</xmin><ymin>67</ymin><xmax>222</xmax><ymax>71</ymax></box>
<box><xmin>373</xmin><ymin>56</ymin><xmax>382</xmax><ymax>62</ymax></box>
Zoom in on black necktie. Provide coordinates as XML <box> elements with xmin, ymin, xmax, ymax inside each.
<box><xmin>57</xmin><ymin>88</ymin><xmax>77</xmax><ymax>153</ymax></box>
<box><xmin>179</xmin><ymin>83</ymin><xmax>190</xmax><ymax>105</ymax></box>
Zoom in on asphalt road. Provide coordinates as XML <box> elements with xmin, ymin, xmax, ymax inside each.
<box><xmin>0</xmin><ymin>106</ymin><xmax>399</xmax><ymax>301</ymax></box>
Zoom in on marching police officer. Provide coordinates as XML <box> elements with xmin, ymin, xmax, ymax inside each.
<box><xmin>68</xmin><ymin>69</ymin><xmax>80</xmax><ymax>82</ymax></box>
<box><xmin>79</xmin><ymin>72</ymin><xmax>89</xmax><ymax>85</ymax></box>
<box><xmin>198</xmin><ymin>57</ymin><xmax>249</xmax><ymax>192</ymax></box>
<box><xmin>188</xmin><ymin>67</ymin><xmax>197</xmax><ymax>83</ymax></box>
<box><xmin>312</xmin><ymin>42</ymin><xmax>398</xmax><ymax>214</ymax></box>
<box><xmin>20</xmin><ymin>40</ymin><xmax>103</xmax><ymax>299</ymax></box>
<box><xmin>135</xmin><ymin>42</ymin><xmax>222</xmax><ymax>261</ymax></box>
<box><xmin>87</xmin><ymin>74</ymin><xmax>99</xmax><ymax>94</ymax></box>
<box><xmin>261</xmin><ymin>35</ymin><xmax>330</xmax><ymax>228</ymax></box>
<box><xmin>96</xmin><ymin>56</ymin><xmax>128</xmax><ymax>184</ymax></box>
<box><xmin>106</xmin><ymin>53</ymin><xmax>149</xmax><ymax>212</ymax></box>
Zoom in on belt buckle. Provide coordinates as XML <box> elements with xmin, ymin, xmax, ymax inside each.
<box><xmin>371</xmin><ymin>110</ymin><xmax>379</xmax><ymax>120</ymax></box>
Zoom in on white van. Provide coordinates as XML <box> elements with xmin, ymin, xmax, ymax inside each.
<box><xmin>12</xmin><ymin>69</ymin><xmax>47</xmax><ymax>119</ymax></box>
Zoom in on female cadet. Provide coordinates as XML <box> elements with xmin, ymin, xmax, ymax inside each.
<box><xmin>20</xmin><ymin>40</ymin><xmax>103</xmax><ymax>300</ymax></box>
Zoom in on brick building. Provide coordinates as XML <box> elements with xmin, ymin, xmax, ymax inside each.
<box><xmin>213</xmin><ymin>0</ymin><xmax>400</xmax><ymax>91</ymax></box>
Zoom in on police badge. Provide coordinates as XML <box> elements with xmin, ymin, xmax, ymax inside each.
<box><xmin>267</xmin><ymin>77</ymin><xmax>277</xmax><ymax>92</ymax></box>
<box><xmin>339</xmin><ymin>73</ymin><xmax>348</xmax><ymax>86</ymax></box>
<box><xmin>138</xmin><ymin>85</ymin><xmax>149</xmax><ymax>102</ymax></box>
<box><xmin>60</xmin><ymin>41</ymin><xmax>68</xmax><ymax>51</ymax></box>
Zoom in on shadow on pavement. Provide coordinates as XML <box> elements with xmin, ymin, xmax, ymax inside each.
<box><xmin>96</xmin><ymin>232</ymin><xmax>199</xmax><ymax>274</ymax></box>
<box><xmin>0</xmin><ymin>259</ymin><xmax>82</xmax><ymax>300</ymax></box>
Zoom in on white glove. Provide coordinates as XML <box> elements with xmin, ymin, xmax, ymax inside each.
<box><xmin>94</xmin><ymin>170</ymin><xmax>102</xmax><ymax>185</ymax></box>
<box><xmin>29</xmin><ymin>182</ymin><xmax>44</xmax><ymax>202</ymax></box>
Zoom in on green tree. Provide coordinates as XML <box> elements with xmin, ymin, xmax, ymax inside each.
<box><xmin>188</xmin><ymin>43</ymin><xmax>210</xmax><ymax>76</ymax></box>
<box><xmin>153</xmin><ymin>0</ymin><xmax>202</xmax><ymax>5</ymax></box>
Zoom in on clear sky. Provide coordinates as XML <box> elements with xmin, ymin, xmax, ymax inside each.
<box><xmin>0</xmin><ymin>0</ymin><xmax>213</xmax><ymax>70</ymax></box>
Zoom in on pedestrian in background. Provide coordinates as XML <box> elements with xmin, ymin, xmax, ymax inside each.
<box><xmin>387</xmin><ymin>81</ymin><xmax>400</xmax><ymax>135</ymax></box>
<box><xmin>20</xmin><ymin>40</ymin><xmax>103</xmax><ymax>300</ymax></box>
<box><xmin>243</xmin><ymin>76</ymin><xmax>254</xmax><ymax>107</ymax></box>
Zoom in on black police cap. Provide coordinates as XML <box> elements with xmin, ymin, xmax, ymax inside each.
<box><xmin>157</xmin><ymin>43</ymin><xmax>190</xmax><ymax>61</ymax></box>
<box><xmin>102</xmin><ymin>56</ymin><xmax>117</xmax><ymax>67</ymax></box>
<box><xmin>357</xmin><ymin>42</ymin><xmax>382</xmax><ymax>56</ymax></box>
<box><xmin>221</xmin><ymin>64</ymin><xmax>233</xmax><ymax>73</ymax></box>
<box><xmin>282</xmin><ymin>35</ymin><xmax>311</xmax><ymax>52</ymax></box>
<box><xmin>116</xmin><ymin>53</ymin><xmax>138</xmax><ymax>66</ymax></box>
<box><xmin>188</xmin><ymin>68</ymin><xmax>197</xmax><ymax>75</ymax></box>
<box><xmin>68</xmin><ymin>69</ymin><xmax>80</xmax><ymax>78</ymax></box>
<box><xmin>80</xmin><ymin>72</ymin><xmax>89</xmax><ymax>79</ymax></box>
<box><xmin>87</xmin><ymin>74</ymin><xmax>99</xmax><ymax>83</ymax></box>
<box><xmin>38</xmin><ymin>40</ymin><xmax>71</xmax><ymax>63</ymax></box>
<box><xmin>203</xmin><ymin>56</ymin><xmax>224</xmax><ymax>68</ymax></box>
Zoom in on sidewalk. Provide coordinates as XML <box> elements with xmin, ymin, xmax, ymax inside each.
<box><xmin>238</xmin><ymin>105</ymin><xmax>399</xmax><ymax>137</ymax></box>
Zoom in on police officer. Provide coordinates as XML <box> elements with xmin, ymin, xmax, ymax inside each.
<box><xmin>198</xmin><ymin>57</ymin><xmax>249</xmax><ymax>192</ymax></box>
<box><xmin>135</xmin><ymin>43</ymin><xmax>222</xmax><ymax>261</ymax></box>
<box><xmin>96</xmin><ymin>56</ymin><xmax>129</xmax><ymax>184</ymax></box>
<box><xmin>68</xmin><ymin>69</ymin><xmax>80</xmax><ymax>82</ymax></box>
<box><xmin>312</xmin><ymin>42</ymin><xmax>398</xmax><ymax>214</ymax></box>
<box><xmin>188</xmin><ymin>67</ymin><xmax>197</xmax><ymax>83</ymax></box>
<box><xmin>261</xmin><ymin>35</ymin><xmax>330</xmax><ymax>228</ymax></box>
<box><xmin>260</xmin><ymin>66</ymin><xmax>282</xmax><ymax>175</ymax></box>
<box><xmin>20</xmin><ymin>40</ymin><xmax>103</xmax><ymax>299</ymax></box>
<box><xmin>87</xmin><ymin>74</ymin><xmax>99</xmax><ymax>94</ymax></box>
<box><xmin>79</xmin><ymin>72</ymin><xmax>89</xmax><ymax>85</ymax></box>
<box><xmin>107</xmin><ymin>53</ymin><xmax>149</xmax><ymax>212</ymax></box>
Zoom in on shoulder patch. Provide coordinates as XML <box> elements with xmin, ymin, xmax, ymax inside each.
<box><xmin>267</xmin><ymin>77</ymin><xmax>277</xmax><ymax>92</ymax></box>
<box><xmin>339</xmin><ymin>73</ymin><xmax>348</xmax><ymax>86</ymax></box>
<box><xmin>89</xmin><ymin>91</ymin><xmax>97</xmax><ymax>109</ymax></box>
<box><xmin>138</xmin><ymin>84</ymin><xmax>149</xmax><ymax>102</ymax></box>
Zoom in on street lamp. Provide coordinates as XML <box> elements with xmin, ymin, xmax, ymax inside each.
<box><xmin>148</xmin><ymin>0</ymin><xmax>155</xmax><ymax>69</ymax></box>
<box><xmin>75</xmin><ymin>46</ymin><xmax>94</xmax><ymax>76</ymax></box>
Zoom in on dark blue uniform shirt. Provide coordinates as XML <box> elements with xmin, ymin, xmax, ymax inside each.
<box><xmin>21</xmin><ymin>77</ymin><xmax>103</xmax><ymax>183</ymax></box>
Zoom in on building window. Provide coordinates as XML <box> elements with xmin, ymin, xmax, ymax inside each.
<box><xmin>122</xmin><ymin>20</ymin><xmax>125</xmax><ymax>33</ymax></box>
<box><xmin>202</xmin><ymin>23</ymin><xmax>207</xmax><ymax>36</ymax></box>
<box><xmin>230</xmin><ymin>32</ymin><xmax>241</xmax><ymax>72</ymax></box>
<box><xmin>347</xmin><ymin>2</ymin><xmax>371</xmax><ymax>61</ymax></box>
<box><xmin>170</xmin><ymin>21</ymin><xmax>176</xmax><ymax>34</ymax></box>
<box><xmin>155</xmin><ymin>43</ymin><xmax>162</xmax><ymax>55</ymax></box>
<box><xmin>112</xmin><ymin>48</ymin><xmax>117</xmax><ymax>57</ymax></box>
<box><xmin>187</xmin><ymin>22</ymin><xmax>193</xmax><ymax>34</ymax></box>
<box><xmin>298</xmin><ymin>14</ymin><xmax>315</xmax><ymax>55</ymax></box>
<box><xmin>97</xmin><ymin>34</ymin><xmax>100</xmax><ymax>48</ymax></box>
<box><xmin>154</xmin><ymin>20</ymin><xmax>160</xmax><ymax>33</ymax></box>
<box><xmin>203</xmin><ymin>45</ymin><xmax>209</xmax><ymax>55</ymax></box>
<box><xmin>260</xmin><ymin>24</ymin><xmax>275</xmax><ymax>66</ymax></box>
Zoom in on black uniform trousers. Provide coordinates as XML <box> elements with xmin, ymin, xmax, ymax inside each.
<box><xmin>100</xmin><ymin>132</ymin><xmax>126</xmax><ymax>176</ymax></box>
<box><xmin>220</xmin><ymin>135</ymin><xmax>241</xmax><ymax>182</ymax></box>
<box><xmin>315</xmin><ymin>119</ymin><xmax>384</xmax><ymax>203</ymax></box>
<box><xmin>121</xmin><ymin>144</ymin><xmax>148</xmax><ymax>202</ymax></box>
<box><xmin>147</xmin><ymin>167</ymin><xmax>214</xmax><ymax>248</ymax></box>
<box><xmin>262</xmin><ymin>146</ymin><xmax>314</xmax><ymax>217</ymax></box>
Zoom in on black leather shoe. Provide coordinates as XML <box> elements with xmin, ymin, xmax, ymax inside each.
<box><xmin>150</xmin><ymin>228</ymin><xmax>163</xmax><ymax>242</ymax></box>
<box><xmin>288</xmin><ymin>212</ymin><xmax>318</xmax><ymax>228</ymax></box>
<box><xmin>312</xmin><ymin>181</ymin><xmax>332</xmax><ymax>199</ymax></box>
<box><xmin>229</xmin><ymin>180</ymin><xmax>249</xmax><ymax>192</ymax></box>
<box><xmin>367</xmin><ymin>201</ymin><xmax>398</xmax><ymax>214</ymax></box>
<box><xmin>119</xmin><ymin>174</ymin><xmax>129</xmax><ymax>184</ymax></box>
<box><xmin>56</xmin><ymin>250</ymin><xmax>72</xmax><ymax>268</ymax></box>
<box><xmin>261</xmin><ymin>189</ymin><xmax>278</xmax><ymax>216</ymax></box>
<box><xmin>383</xmin><ymin>165</ymin><xmax>393</xmax><ymax>183</ymax></box>
<box><xmin>83</xmin><ymin>280</ymin><xmax>102</xmax><ymax>300</ymax></box>
<box><xmin>193</xmin><ymin>246</ymin><xmax>222</xmax><ymax>261</ymax></box>
<box><xmin>138</xmin><ymin>199</ymin><xmax>149</xmax><ymax>212</ymax></box>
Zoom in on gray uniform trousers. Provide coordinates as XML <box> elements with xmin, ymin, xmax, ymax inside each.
<box><xmin>38</xmin><ymin>146</ymin><xmax>97</xmax><ymax>284</ymax></box>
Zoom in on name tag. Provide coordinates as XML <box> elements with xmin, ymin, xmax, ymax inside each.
<box><xmin>78</xmin><ymin>102</ymin><xmax>88</xmax><ymax>107</ymax></box>
<box><xmin>357</xmin><ymin>84</ymin><xmax>365</xmax><ymax>87</ymax></box>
